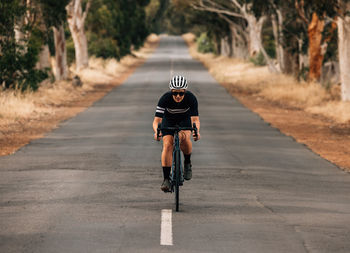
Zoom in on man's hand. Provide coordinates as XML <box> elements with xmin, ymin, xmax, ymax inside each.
<box><xmin>153</xmin><ymin>117</ymin><xmax>162</xmax><ymax>141</ymax></box>
<box><xmin>193</xmin><ymin>132</ymin><xmax>200</xmax><ymax>141</ymax></box>
<box><xmin>154</xmin><ymin>132</ymin><xmax>162</xmax><ymax>141</ymax></box>
<box><xmin>191</xmin><ymin>116</ymin><xmax>200</xmax><ymax>141</ymax></box>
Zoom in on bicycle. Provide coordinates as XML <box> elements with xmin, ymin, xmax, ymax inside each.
<box><xmin>157</xmin><ymin>123</ymin><xmax>198</xmax><ymax>212</ymax></box>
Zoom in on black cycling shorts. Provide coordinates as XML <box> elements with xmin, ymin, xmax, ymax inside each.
<box><xmin>161</xmin><ymin>117</ymin><xmax>191</xmax><ymax>137</ymax></box>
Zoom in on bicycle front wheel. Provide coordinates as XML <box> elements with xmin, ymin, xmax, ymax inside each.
<box><xmin>174</xmin><ymin>150</ymin><xmax>181</xmax><ymax>212</ymax></box>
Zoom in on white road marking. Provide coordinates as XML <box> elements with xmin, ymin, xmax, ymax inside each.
<box><xmin>160</xmin><ymin>209</ymin><xmax>173</xmax><ymax>246</ymax></box>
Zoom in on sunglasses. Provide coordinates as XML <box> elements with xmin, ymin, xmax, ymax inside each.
<box><xmin>172</xmin><ymin>91</ymin><xmax>185</xmax><ymax>97</ymax></box>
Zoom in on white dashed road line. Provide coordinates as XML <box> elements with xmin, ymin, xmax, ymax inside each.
<box><xmin>160</xmin><ymin>209</ymin><xmax>173</xmax><ymax>246</ymax></box>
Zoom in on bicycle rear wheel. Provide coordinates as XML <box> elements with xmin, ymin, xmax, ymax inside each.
<box><xmin>174</xmin><ymin>150</ymin><xmax>181</xmax><ymax>212</ymax></box>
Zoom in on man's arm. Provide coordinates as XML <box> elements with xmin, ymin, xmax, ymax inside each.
<box><xmin>191</xmin><ymin>116</ymin><xmax>200</xmax><ymax>141</ymax></box>
<box><xmin>153</xmin><ymin>117</ymin><xmax>162</xmax><ymax>141</ymax></box>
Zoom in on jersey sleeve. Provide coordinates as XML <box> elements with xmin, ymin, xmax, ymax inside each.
<box><xmin>190</xmin><ymin>94</ymin><xmax>199</xmax><ymax>116</ymax></box>
<box><xmin>155</xmin><ymin>94</ymin><xmax>166</xmax><ymax>118</ymax></box>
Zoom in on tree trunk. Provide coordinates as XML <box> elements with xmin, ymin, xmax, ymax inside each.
<box><xmin>66</xmin><ymin>0</ymin><xmax>90</xmax><ymax>71</ymax></box>
<box><xmin>298</xmin><ymin>38</ymin><xmax>305</xmax><ymax>72</ymax></box>
<box><xmin>271</xmin><ymin>13</ymin><xmax>284</xmax><ymax>72</ymax></box>
<box><xmin>246</xmin><ymin>14</ymin><xmax>263</xmax><ymax>57</ymax></box>
<box><xmin>246</xmin><ymin>14</ymin><xmax>278</xmax><ymax>72</ymax></box>
<box><xmin>14</xmin><ymin>8</ymin><xmax>26</xmax><ymax>52</ymax></box>
<box><xmin>53</xmin><ymin>25</ymin><xmax>68</xmax><ymax>80</ymax></box>
<box><xmin>283</xmin><ymin>50</ymin><xmax>294</xmax><ymax>75</ymax></box>
<box><xmin>35</xmin><ymin>2</ymin><xmax>51</xmax><ymax>71</ymax></box>
<box><xmin>284</xmin><ymin>47</ymin><xmax>300</xmax><ymax>79</ymax></box>
<box><xmin>14</xmin><ymin>23</ymin><xmax>25</xmax><ymax>44</ymax></box>
<box><xmin>220</xmin><ymin>36</ymin><xmax>231</xmax><ymax>57</ymax></box>
<box><xmin>36</xmin><ymin>45</ymin><xmax>51</xmax><ymax>69</ymax></box>
<box><xmin>337</xmin><ymin>14</ymin><xmax>350</xmax><ymax>101</ymax></box>
<box><xmin>276</xmin><ymin>9</ymin><xmax>285</xmax><ymax>71</ymax></box>
<box><xmin>227</xmin><ymin>22</ymin><xmax>249</xmax><ymax>59</ymax></box>
<box><xmin>213</xmin><ymin>33</ymin><xmax>221</xmax><ymax>55</ymax></box>
<box><xmin>308</xmin><ymin>13</ymin><xmax>325</xmax><ymax>82</ymax></box>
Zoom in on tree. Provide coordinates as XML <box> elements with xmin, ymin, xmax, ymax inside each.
<box><xmin>293</xmin><ymin>0</ymin><xmax>337</xmax><ymax>82</ymax></box>
<box><xmin>52</xmin><ymin>25</ymin><xmax>68</xmax><ymax>80</ymax></box>
<box><xmin>337</xmin><ymin>0</ymin><xmax>350</xmax><ymax>101</ymax></box>
<box><xmin>0</xmin><ymin>0</ymin><xmax>48</xmax><ymax>90</ymax></box>
<box><xmin>38</xmin><ymin>0</ymin><xmax>71</xmax><ymax>80</ymax></box>
<box><xmin>251</xmin><ymin>0</ymin><xmax>286</xmax><ymax>71</ymax></box>
<box><xmin>168</xmin><ymin>0</ymin><xmax>227</xmax><ymax>54</ymax></box>
<box><xmin>145</xmin><ymin>0</ymin><xmax>170</xmax><ymax>34</ymax></box>
<box><xmin>66</xmin><ymin>0</ymin><xmax>91</xmax><ymax>71</ymax></box>
<box><xmin>146</xmin><ymin>0</ymin><xmax>169</xmax><ymax>33</ymax></box>
<box><xmin>191</xmin><ymin>0</ymin><xmax>278</xmax><ymax>72</ymax></box>
<box><xmin>85</xmin><ymin>0</ymin><xmax>149</xmax><ymax>59</ymax></box>
<box><xmin>114</xmin><ymin>0</ymin><xmax>150</xmax><ymax>55</ymax></box>
<box><xmin>252</xmin><ymin>0</ymin><xmax>338</xmax><ymax>80</ymax></box>
<box><xmin>85</xmin><ymin>0</ymin><xmax>120</xmax><ymax>59</ymax></box>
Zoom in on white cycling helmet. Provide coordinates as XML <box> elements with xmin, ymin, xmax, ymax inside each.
<box><xmin>169</xmin><ymin>75</ymin><xmax>188</xmax><ymax>90</ymax></box>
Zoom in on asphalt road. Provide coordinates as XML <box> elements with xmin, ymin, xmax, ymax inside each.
<box><xmin>1</xmin><ymin>36</ymin><xmax>350</xmax><ymax>253</ymax></box>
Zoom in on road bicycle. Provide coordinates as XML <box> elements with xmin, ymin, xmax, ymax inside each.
<box><xmin>157</xmin><ymin>123</ymin><xmax>198</xmax><ymax>212</ymax></box>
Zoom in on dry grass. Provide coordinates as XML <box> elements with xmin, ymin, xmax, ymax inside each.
<box><xmin>183</xmin><ymin>33</ymin><xmax>349</xmax><ymax>124</ymax></box>
<box><xmin>0</xmin><ymin>34</ymin><xmax>159</xmax><ymax>132</ymax></box>
<box><xmin>259</xmin><ymin>81</ymin><xmax>331</xmax><ymax>108</ymax></box>
<box><xmin>0</xmin><ymin>91</ymin><xmax>42</xmax><ymax>123</ymax></box>
<box><xmin>307</xmin><ymin>102</ymin><xmax>350</xmax><ymax>123</ymax></box>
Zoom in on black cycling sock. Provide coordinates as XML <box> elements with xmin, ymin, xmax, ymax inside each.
<box><xmin>163</xmin><ymin>167</ymin><xmax>171</xmax><ymax>179</ymax></box>
<box><xmin>184</xmin><ymin>154</ymin><xmax>191</xmax><ymax>164</ymax></box>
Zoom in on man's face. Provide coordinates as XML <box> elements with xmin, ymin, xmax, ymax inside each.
<box><xmin>171</xmin><ymin>89</ymin><xmax>186</xmax><ymax>103</ymax></box>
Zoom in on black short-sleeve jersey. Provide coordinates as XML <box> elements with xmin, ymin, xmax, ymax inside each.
<box><xmin>155</xmin><ymin>91</ymin><xmax>198</xmax><ymax>121</ymax></box>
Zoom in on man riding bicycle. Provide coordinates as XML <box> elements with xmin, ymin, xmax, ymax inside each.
<box><xmin>153</xmin><ymin>75</ymin><xmax>200</xmax><ymax>192</ymax></box>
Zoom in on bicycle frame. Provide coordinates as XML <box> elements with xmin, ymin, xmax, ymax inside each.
<box><xmin>157</xmin><ymin>123</ymin><xmax>197</xmax><ymax>212</ymax></box>
<box><xmin>171</xmin><ymin>130</ymin><xmax>182</xmax><ymax>211</ymax></box>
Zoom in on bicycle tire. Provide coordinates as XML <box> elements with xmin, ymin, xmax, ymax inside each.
<box><xmin>175</xmin><ymin>150</ymin><xmax>181</xmax><ymax>212</ymax></box>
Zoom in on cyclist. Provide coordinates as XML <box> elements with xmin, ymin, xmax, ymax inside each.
<box><xmin>153</xmin><ymin>75</ymin><xmax>200</xmax><ymax>192</ymax></box>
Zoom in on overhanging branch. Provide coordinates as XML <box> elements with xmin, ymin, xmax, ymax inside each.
<box><xmin>82</xmin><ymin>0</ymin><xmax>91</xmax><ymax>24</ymax></box>
<box><xmin>191</xmin><ymin>0</ymin><xmax>244</xmax><ymax>19</ymax></box>
<box><xmin>295</xmin><ymin>0</ymin><xmax>309</xmax><ymax>24</ymax></box>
